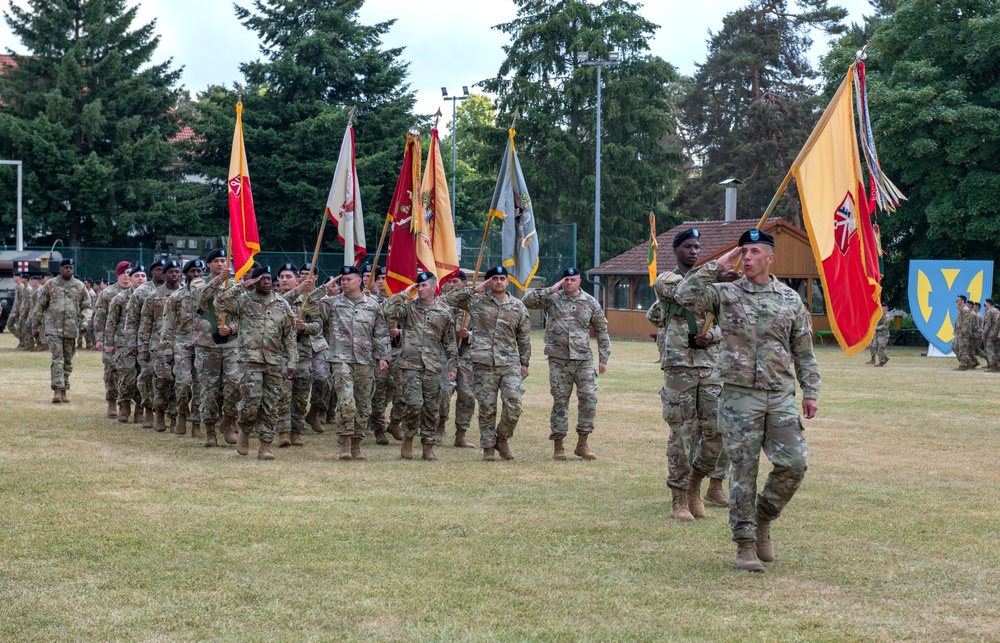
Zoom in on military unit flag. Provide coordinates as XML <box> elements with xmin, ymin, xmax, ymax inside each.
<box><xmin>384</xmin><ymin>131</ymin><xmax>422</xmax><ymax>294</ymax></box>
<box><xmin>417</xmin><ymin>128</ymin><xmax>461</xmax><ymax>283</ymax></box>
<box><xmin>227</xmin><ymin>101</ymin><xmax>260</xmax><ymax>280</ymax></box>
<box><xmin>325</xmin><ymin>124</ymin><xmax>366</xmax><ymax>268</ymax></box>
<box><xmin>647</xmin><ymin>212</ymin><xmax>658</xmax><ymax>286</ymax></box>
<box><xmin>489</xmin><ymin>128</ymin><xmax>539</xmax><ymax>291</ymax></box>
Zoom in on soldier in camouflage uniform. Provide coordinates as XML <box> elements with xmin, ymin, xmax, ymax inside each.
<box><xmin>437</xmin><ymin>271</ymin><xmax>477</xmax><ymax>448</ymax></box>
<box><xmin>16</xmin><ymin>275</ymin><xmax>39</xmax><ymax>349</ymax></box>
<box><xmin>105</xmin><ymin>265</ymin><xmax>146</xmax><ymax>423</ymax></box>
<box><xmin>983</xmin><ymin>299</ymin><xmax>1000</xmax><ymax>371</ymax></box>
<box><xmin>95</xmin><ymin>262</ymin><xmax>133</xmax><ymax>417</ymax></box>
<box><xmin>162</xmin><ymin>260</ymin><xmax>206</xmax><ymax>438</ymax></box>
<box><xmin>383</xmin><ymin>271</ymin><xmax>457</xmax><ymax>461</ymax></box>
<box><xmin>194</xmin><ymin>249</ymin><xmax>240</xmax><ymax>447</ymax></box>
<box><xmin>325</xmin><ymin>266</ymin><xmax>390</xmax><ymax>460</ymax></box>
<box><xmin>973</xmin><ymin>302</ymin><xmax>987</xmax><ymax>363</ymax></box>
<box><xmin>81</xmin><ymin>278</ymin><xmax>97</xmax><ymax>349</ymax></box>
<box><xmin>952</xmin><ymin>296</ymin><xmax>974</xmax><ymax>370</ymax></box>
<box><xmin>9</xmin><ymin>273</ymin><xmax>27</xmax><ymax>349</ymax></box>
<box><xmin>31</xmin><ymin>259</ymin><xmax>92</xmax><ymax>402</ymax></box>
<box><xmin>675</xmin><ymin>229</ymin><xmax>820</xmax><ymax>573</ymax></box>
<box><xmin>87</xmin><ymin>280</ymin><xmax>103</xmax><ymax>350</ymax></box>
<box><xmin>319</xmin><ymin>276</ymin><xmax>342</xmax><ymax>424</ymax></box>
<box><xmin>867</xmin><ymin>304</ymin><xmax>890</xmax><ymax>366</ymax></box>
<box><xmin>524</xmin><ymin>267</ymin><xmax>611</xmax><ymax>461</ymax></box>
<box><xmin>367</xmin><ymin>265</ymin><xmax>405</xmax><ymax>444</ymax></box>
<box><xmin>123</xmin><ymin>260</ymin><xmax>165</xmax><ymax>427</ymax></box>
<box><xmin>445</xmin><ymin>265</ymin><xmax>531</xmax><ymax>462</ymax></box>
<box><xmin>215</xmin><ymin>265</ymin><xmax>297</xmax><ymax>461</ymax></box>
<box><xmin>28</xmin><ymin>274</ymin><xmax>53</xmax><ymax>351</ymax></box>
<box><xmin>140</xmin><ymin>261</ymin><xmax>182</xmax><ymax>431</ymax></box>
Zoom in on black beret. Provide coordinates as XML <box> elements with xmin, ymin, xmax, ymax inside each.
<box><xmin>129</xmin><ymin>264</ymin><xmax>146</xmax><ymax>276</ymax></box>
<box><xmin>373</xmin><ymin>266</ymin><xmax>387</xmax><ymax>277</ymax></box>
<box><xmin>30</xmin><ymin>274</ymin><xmax>41</xmax><ymax>280</ymax></box>
<box><xmin>206</xmin><ymin>248</ymin><xmax>227</xmax><ymax>262</ymax></box>
<box><xmin>361</xmin><ymin>263</ymin><xmax>373</xmax><ymax>274</ymax></box>
<box><xmin>451</xmin><ymin>270</ymin><xmax>467</xmax><ymax>282</ymax></box>
<box><xmin>251</xmin><ymin>265</ymin><xmax>272</xmax><ymax>279</ymax></box>
<box><xmin>182</xmin><ymin>259</ymin><xmax>205</xmax><ymax>273</ymax></box>
<box><xmin>298</xmin><ymin>262</ymin><xmax>313</xmax><ymax>274</ymax></box>
<box><xmin>59</xmin><ymin>258</ymin><xmax>75</xmax><ymax>267</ymax></box>
<box><xmin>99</xmin><ymin>278</ymin><xmax>109</xmax><ymax>284</ymax></box>
<box><xmin>20</xmin><ymin>272</ymin><xmax>30</xmax><ymax>279</ymax></box>
<box><xmin>149</xmin><ymin>259</ymin><xmax>166</xmax><ymax>271</ymax></box>
<box><xmin>415</xmin><ymin>271</ymin><xmax>436</xmax><ymax>283</ymax></box>
<box><xmin>278</xmin><ymin>262</ymin><xmax>297</xmax><ymax>276</ymax></box>
<box><xmin>672</xmin><ymin>228</ymin><xmax>700</xmax><ymax>248</ymax></box>
<box><xmin>164</xmin><ymin>260</ymin><xmax>181</xmax><ymax>271</ymax></box>
<box><xmin>484</xmin><ymin>265</ymin><xmax>508</xmax><ymax>279</ymax></box>
<box><xmin>340</xmin><ymin>266</ymin><xmax>361</xmax><ymax>276</ymax></box>
<box><xmin>561</xmin><ymin>267</ymin><xmax>579</xmax><ymax>279</ymax></box>
<box><xmin>738</xmin><ymin>228</ymin><xmax>774</xmax><ymax>247</ymax></box>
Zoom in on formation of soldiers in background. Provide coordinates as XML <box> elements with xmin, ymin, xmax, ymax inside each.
<box><xmin>18</xmin><ymin>251</ymin><xmax>613</xmax><ymax>464</ymax></box>
<box><xmin>952</xmin><ymin>296</ymin><xmax>1000</xmax><ymax>371</ymax></box>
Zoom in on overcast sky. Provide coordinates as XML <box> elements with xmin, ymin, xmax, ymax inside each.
<box><xmin>1</xmin><ymin>0</ymin><xmax>876</xmax><ymax>121</ymax></box>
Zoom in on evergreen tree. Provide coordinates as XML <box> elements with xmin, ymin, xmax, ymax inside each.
<box><xmin>440</xmin><ymin>93</ymin><xmax>504</xmax><ymax>230</ymax></box>
<box><xmin>674</xmin><ymin>0</ymin><xmax>847</xmax><ymax>227</ymax></box>
<box><xmin>0</xmin><ymin>0</ymin><xmax>202</xmax><ymax>247</ymax></box>
<box><xmin>189</xmin><ymin>0</ymin><xmax>416</xmax><ymax>254</ymax></box>
<box><xmin>481</xmin><ymin>0</ymin><xmax>685</xmax><ymax>269</ymax></box>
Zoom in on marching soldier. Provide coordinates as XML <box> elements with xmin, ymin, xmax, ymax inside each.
<box><xmin>953</xmin><ymin>296</ymin><xmax>974</xmax><ymax>370</ymax></box>
<box><xmin>82</xmin><ymin>277</ymin><xmax>97</xmax><ymax>349</ymax></box>
<box><xmin>124</xmin><ymin>260</ymin><xmax>166</xmax><ymax>427</ymax></box>
<box><xmin>280</xmin><ymin>263</ymin><xmax>329</xmax><ymax>447</ymax></box>
<box><xmin>524</xmin><ymin>266</ymin><xmax>611</xmax><ymax>461</ymax></box>
<box><xmin>105</xmin><ymin>264</ymin><xmax>146</xmax><ymax>423</ymax></box>
<box><xmin>983</xmin><ymin>299</ymin><xmax>1000</xmax><ymax>371</ymax></box>
<box><xmin>31</xmin><ymin>259</ymin><xmax>92</xmax><ymax>402</ymax></box>
<box><xmin>445</xmin><ymin>266</ymin><xmax>531</xmax><ymax>461</ymax></box>
<box><xmin>367</xmin><ymin>265</ymin><xmax>404</xmax><ymax>444</ymax></box>
<box><xmin>95</xmin><ymin>262</ymin><xmax>132</xmax><ymax>417</ymax></box>
<box><xmin>140</xmin><ymin>260</ymin><xmax>182</xmax><ymax>432</ymax></box>
<box><xmin>162</xmin><ymin>259</ymin><xmax>206</xmax><ymax>438</ymax></box>
<box><xmin>437</xmin><ymin>271</ymin><xmax>476</xmax><ymax>448</ymax></box>
<box><xmin>868</xmin><ymin>304</ymin><xmax>890</xmax><ymax>366</ymax></box>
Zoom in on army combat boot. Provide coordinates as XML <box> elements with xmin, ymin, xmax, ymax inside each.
<box><xmin>142</xmin><ymin>407</ymin><xmax>153</xmax><ymax>428</ymax></box>
<box><xmin>204</xmin><ymin>424</ymin><xmax>218</xmax><ymax>448</ymax></box>
<box><xmin>552</xmin><ymin>438</ymin><xmax>567</xmax><ymax>461</ymax></box>
<box><xmin>118</xmin><ymin>400</ymin><xmax>131</xmax><ymax>424</ymax></box>
<box><xmin>734</xmin><ymin>542</ymin><xmax>766</xmax><ymax>572</ymax></box>
<box><xmin>454</xmin><ymin>429</ymin><xmax>475</xmax><ymax>448</ymax></box>
<box><xmin>289</xmin><ymin>431</ymin><xmax>304</xmax><ymax>447</ymax></box>
<box><xmin>687</xmin><ymin>472</ymin><xmax>706</xmax><ymax>518</ymax></box>
<box><xmin>865</xmin><ymin>356</ymin><xmax>876</xmax><ymax>365</ymax></box>
<box><xmin>374</xmin><ymin>430</ymin><xmax>389</xmax><ymax>445</ymax></box>
<box><xmin>52</xmin><ymin>390</ymin><xmax>62</xmax><ymax>404</ymax></box>
<box><xmin>132</xmin><ymin>402</ymin><xmax>143</xmax><ymax>424</ymax></box>
<box><xmin>400</xmin><ymin>436</ymin><xmax>414</xmax><ymax>460</ymax></box>
<box><xmin>574</xmin><ymin>433</ymin><xmax>596</xmax><ymax>460</ymax></box>
<box><xmin>153</xmin><ymin>410</ymin><xmax>167</xmax><ymax>432</ymax></box>
<box><xmin>387</xmin><ymin>422</ymin><xmax>404</xmax><ymax>442</ymax></box>
<box><xmin>277</xmin><ymin>431</ymin><xmax>291</xmax><ymax>448</ymax></box>
<box><xmin>338</xmin><ymin>435</ymin><xmax>352</xmax><ymax>461</ymax></box>
<box><xmin>421</xmin><ymin>443</ymin><xmax>438</xmax><ymax>461</ymax></box>
<box><xmin>483</xmin><ymin>447</ymin><xmax>497</xmax><ymax>462</ymax></box>
<box><xmin>305</xmin><ymin>407</ymin><xmax>324</xmax><ymax>433</ymax></box>
<box><xmin>190</xmin><ymin>422</ymin><xmax>203</xmax><ymax>440</ymax></box>
<box><xmin>220</xmin><ymin>416</ymin><xmax>237</xmax><ymax>445</ymax></box>
<box><xmin>106</xmin><ymin>400</ymin><xmax>118</xmax><ymax>418</ymax></box>
<box><xmin>671</xmin><ymin>488</ymin><xmax>694</xmax><ymax>522</ymax></box>
<box><xmin>236</xmin><ymin>426</ymin><xmax>250</xmax><ymax>456</ymax></box>
<box><xmin>434</xmin><ymin>423</ymin><xmax>446</xmax><ymax>445</ymax></box>
<box><xmin>174</xmin><ymin>413</ymin><xmax>187</xmax><ymax>436</ymax></box>
<box><xmin>705</xmin><ymin>478</ymin><xmax>728</xmax><ymax>507</ymax></box>
<box><xmin>257</xmin><ymin>442</ymin><xmax>275</xmax><ymax>461</ymax></box>
<box><xmin>59</xmin><ymin>390</ymin><xmax>69</xmax><ymax>403</ymax></box>
<box><xmin>495</xmin><ymin>438</ymin><xmax>515</xmax><ymax>461</ymax></box>
<box><xmin>755</xmin><ymin>517</ymin><xmax>775</xmax><ymax>563</ymax></box>
<box><xmin>350</xmin><ymin>437</ymin><xmax>366</xmax><ymax>461</ymax></box>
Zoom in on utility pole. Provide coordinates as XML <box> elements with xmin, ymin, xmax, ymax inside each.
<box><xmin>442</xmin><ymin>86</ymin><xmax>470</xmax><ymax>222</ymax></box>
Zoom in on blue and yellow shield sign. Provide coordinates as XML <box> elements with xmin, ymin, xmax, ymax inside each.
<box><xmin>908</xmin><ymin>260</ymin><xmax>994</xmax><ymax>353</ymax></box>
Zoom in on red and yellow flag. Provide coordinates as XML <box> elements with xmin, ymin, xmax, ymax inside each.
<box><xmin>385</xmin><ymin>131</ymin><xmax>422</xmax><ymax>294</ymax></box>
<box><xmin>791</xmin><ymin>64</ymin><xmax>881</xmax><ymax>356</ymax></box>
<box><xmin>647</xmin><ymin>212</ymin><xmax>657</xmax><ymax>286</ymax></box>
<box><xmin>417</xmin><ymin>128</ymin><xmax>460</xmax><ymax>283</ymax></box>
<box><xmin>228</xmin><ymin>102</ymin><xmax>260</xmax><ymax>280</ymax></box>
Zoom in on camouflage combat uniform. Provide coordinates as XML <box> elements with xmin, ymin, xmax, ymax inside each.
<box><xmin>31</xmin><ymin>275</ymin><xmax>92</xmax><ymax>391</ymax></box>
<box><xmin>983</xmin><ymin>306</ymin><xmax>1000</xmax><ymax>370</ymax></box>
<box><xmin>523</xmin><ymin>287</ymin><xmax>611</xmax><ymax>440</ymax></box>
<box><xmin>368</xmin><ymin>291</ymin><xmax>404</xmax><ymax>438</ymax></box>
<box><xmin>94</xmin><ymin>282</ymin><xmax>125</xmax><ymax>402</ymax></box>
<box><xmin>438</xmin><ymin>305</ymin><xmax>476</xmax><ymax>435</ymax></box>
<box><xmin>972</xmin><ymin>310</ymin><xmax>987</xmax><ymax>361</ymax></box>
<box><xmin>215</xmin><ymin>284</ymin><xmax>297</xmax><ymax>444</ymax></box>
<box><xmin>383</xmin><ymin>292</ymin><xmax>457</xmax><ymax>444</ymax></box>
<box><xmin>325</xmin><ymin>292</ymin><xmax>390</xmax><ymax>438</ymax></box>
<box><xmin>445</xmin><ymin>286</ymin><xmax>531</xmax><ymax>448</ymax></box>
<box><xmin>284</xmin><ymin>288</ymin><xmax>329</xmax><ymax>436</ymax></box>
<box><xmin>139</xmin><ymin>284</ymin><xmax>179</xmax><ymax>419</ymax></box>
<box><xmin>953</xmin><ymin>307</ymin><xmax>975</xmax><ymax>368</ymax></box>
<box><xmin>869</xmin><ymin>314</ymin><xmax>890</xmax><ymax>365</ymax></box>
<box><xmin>654</xmin><ymin>270</ymin><xmax>725</xmax><ymax>490</ymax></box>
<box><xmin>85</xmin><ymin>286</ymin><xmax>99</xmax><ymax>349</ymax></box>
<box><xmin>123</xmin><ymin>281</ymin><xmax>160</xmax><ymax>413</ymax></box>
<box><xmin>105</xmin><ymin>286</ymin><xmax>139</xmax><ymax>406</ymax></box>
<box><xmin>10</xmin><ymin>281</ymin><xmax>28</xmax><ymax>348</ymax></box>
<box><xmin>196</xmin><ymin>275</ymin><xmax>241</xmax><ymax>428</ymax></box>
<box><xmin>676</xmin><ymin>260</ymin><xmax>820</xmax><ymax>544</ymax></box>
<box><xmin>162</xmin><ymin>280</ymin><xmax>204</xmax><ymax>423</ymax></box>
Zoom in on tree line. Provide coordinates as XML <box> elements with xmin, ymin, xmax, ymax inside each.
<box><xmin>0</xmin><ymin>0</ymin><xmax>997</xmax><ymax>304</ymax></box>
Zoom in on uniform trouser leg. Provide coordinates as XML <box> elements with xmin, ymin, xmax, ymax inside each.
<box><xmin>331</xmin><ymin>362</ymin><xmax>374</xmax><ymax>438</ymax></box>
<box><xmin>473</xmin><ymin>364</ymin><xmax>524</xmax><ymax>447</ymax></box>
<box><xmin>661</xmin><ymin>366</ymin><xmax>701</xmax><ymax>489</ymax></box>
<box><xmin>220</xmin><ymin>346</ymin><xmax>240</xmax><ymax>419</ymax></box>
<box><xmin>309</xmin><ymin>357</ymin><xmax>330</xmax><ymax>414</ymax></box>
<box><xmin>368</xmin><ymin>366</ymin><xmax>390</xmax><ymax>433</ymax></box>
<box><xmin>388</xmin><ymin>367</ymin><xmax>404</xmax><ymax>427</ymax></box>
<box><xmin>236</xmin><ymin>363</ymin><xmax>283</xmax><ymax>443</ymax></box>
<box><xmin>291</xmin><ymin>347</ymin><xmax>314</xmax><ymax>432</ymax></box>
<box><xmin>438</xmin><ymin>372</ymin><xmax>455</xmax><ymax>429</ymax></box>
<box><xmin>454</xmin><ymin>359</ymin><xmax>475</xmax><ymax>432</ymax></box>
<box><xmin>710</xmin><ymin>449</ymin><xmax>730</xmax><ymax>481</ymax></box>
<box><xmin>173</xmin><ymin>344</ymin><xmax>196</xmax><ymax>416</ymax></box>
<box><xmin>102</xmin><ymin>349</ymin><xmax>118</xmax><ymax>401</ymax></box>
<box><xmin>48</xmin><ymin>336</ymin><xmax>76</xmax><ymax>390</ymax></box>
<box><xmin>987</xmin><ymin>341</ymin><xmax>999</xmax><ymax>369</ymax></box>
<box><xmin>547</xmin><ymin>357</ymin><xmax>598</xmax><ymax>440</ymax></box>
<box><xmin>402</xmin><ymin>368</ymin><xmax>443</xmax><ymax>444</ymax></box>
<box><xmin>719</xmin><ymin>384</ymin><xmax>808</xmax><ymax>543</ymax></box>
<box><xmin>138</xmin><ymin>354</ymin><xmax>155</xmax><ymax>409</ymax></box>
<box><xmin>153</xmin><ymin>352</ymin><xmax>176</xmax><ymax>415</ymax></box>
<box><xmin>116</xmin><ymin>350</ymin><xmax>139</xmax><ymax>404</ymax></box>
<box><xmin>196</xmin><ymin>346</ymin><xmax>224</xmax><ymax>426</ymax></box>
<box><xmin>689</xmin><ymin>377</ymin><xmax>724</xmax><ymax>478</ymax></box>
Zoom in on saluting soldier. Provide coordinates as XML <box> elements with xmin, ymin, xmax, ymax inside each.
<box><xmin>140</xmin><ymin>260</ymin><xmax>182</xmax><ymax>432</ymax></box>
<box><xmin>105</xmin><ymin>264</ymin><xmax>146</xmax><ymax>423</ymax></box>
<box><xmin>31</xmin><ymin>259</ymin><xmax>92</xmax><ymax>402</ymax></box>
<box><xmin>437</xmin><ymin>271</ymin><xmax>477</xmax><ymax>448</ymax></box>
<box><xmin>445</xmin><ymin>265</ymin><xmax>531</xmax><ymax>462</ymax></box>
<box><xmin>523</xmin><ymin>266</ymin><xmax>611</xmax><ymax>461</ymax></box>
<box><xmin>675</xmin><ymin>229</ymin><xmax>820</xmax><ymax>573</ymax></box>
<box><xmin>95</xmin><ymin>262</ymin><xmax>133</xmax><ymax>417</ymax></box>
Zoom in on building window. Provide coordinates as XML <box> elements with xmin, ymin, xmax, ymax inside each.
<box><xmin>612</xmin><ymin>277</ymin><xmax>631</xmax><ymax>310</ymax></box>
<box><xmin>634</xmin><ymin>281</ymin><xmax>656</xmax><ymax>311</ymax></box>
<box><xmin>811</xmin><ymin>278</ymin><xmax>826</xmax><ymax>314</ymax></box>
<box><xmin>780</xmin><ymin>278</ymin><xmax>808</xmax><ymax>304</ymax></box>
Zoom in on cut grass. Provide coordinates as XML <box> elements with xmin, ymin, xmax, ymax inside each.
<box><xmin>1</xmin><ymin>333</ymin><xmax>998</xmax><ymax>641</ymax></box>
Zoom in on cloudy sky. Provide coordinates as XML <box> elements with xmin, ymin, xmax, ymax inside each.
<box><xmin>2</xmin><ymin>0</ymin><xmax>876</xmax><ymax>120</ymax></box>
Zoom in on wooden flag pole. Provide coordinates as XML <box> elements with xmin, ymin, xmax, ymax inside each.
<box><xmin>219</xmin><ymin>87</ymin><xmax>247</xmax><ymax>326</ymax></box>
<box><xmin>735</xmin><ymin>168</ymin><xmax>793</xmax><ymax>272</ymax></box>
<box><xmin>366</xmin><ymin>214</ymin><xmax>391</xmax><ymax>294</ymax></box>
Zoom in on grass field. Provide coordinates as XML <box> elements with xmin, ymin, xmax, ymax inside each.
<box><xmin>1</xmin><ymin>330</ymin><xmax>998</xmax><ymax>641</ymax></box>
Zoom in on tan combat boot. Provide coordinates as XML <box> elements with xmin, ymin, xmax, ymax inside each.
<box><xmin>350</xmin><ymin>437</ymin><xmax>365</xmax><ymax>461</ymax></box>
<box><xmin>220</xmin><ymin>417</ymin><xmax>237</xmax><ymax>445</ymax></box>
<box><xmin>141</xmin><ymin>407</ymin><xmax>153</xmax><ymax>428</ymax></box>
<box><xmin>374</xmin><ymin>430</ymin><xmax>389</xmax><ymax>445</ymax></box>
<box><xmin>483</xmin><ymin>447</ymin><xmax>497</xmax><ymax>462</ymax></box>
<box><xmin>59</xmin><ymin>390</ymin><xmax>69</xmax><ymax>403</ymax></box>
<box><xmin>454</xmin><ymin>429</ymin><xmax>475</xmax><ymax>448</ymax></box>
<box><xmin>400</xmin><ymin>436</ymin><xmax>414</xmax><ymax>460</ymax></box>
<box><xmin>236</xmin><ymin>426</ymin><xmax>250</xmax><ymax>456</ymax></box>
<box><xmin>734</xmin><ymin>542</ymin><xmax>766</xmax><ymax>572</ymax></box>
<box><xmin>687</xmin><ymin>472</ymin><xmax>706</xmax><ymax>518</ymax></box>
<box><xmin>574</xmin><ymin>433</ymin><xmax>596</xmax><ymax>460</ymax></box>
<box><xmin>277</xmin><ymin>431</ymin><xmax>291</xmax><ymax>448</ymax></box>
<box><xmin>290</xmin><ymin>431</ymin><xmax>304</xmax><ymax>447</ymax></box>
<box><xmin>756</xmin><ymin>517</ymin><xmax>774</xmax><ymax>563</ymax></box>
<box><xmin>553</xmin><ymin>438</ymin><xmax>567</xmax><ymax>461</ymax></box>
<box><xmin>132</xmin><ymin>402</ymin><xmax>143</xmax><ymax>424</ymax></box>
<box><xmin>118</xmin><ymin>400</ymin><xmax>131</xmax><ymax>424</ymax></box>
<box><xmin>175</xmin><ymin>414</ymin><xmax>187</xmax><ymax>436</ymax></box>
<box><xmin>107</xmin><ymin>400</ymin><xmax>118</xmax><ymax>418</ymax></box>
<box><xmin>422</xmin><ymin>442</ymin><xmax>438</xmax><ymax>461</ymax></box>
<box><xmin>434</xmin><ymin>423</ymin><xmax>446</xmax><ymax>445</ymax></box>
<box><xmin>865</xmin><ymin>356</ymin><xmax>876</xmax><ymax>365</ymax></box>
<box><xmin>52</xmin><ymin>390</ymin><xmax>62</xmax><ymax>404</ymax></box>
<box><xmin>671</xmin><ymin>488</ymin><xmax>694</xmax><ymax>522</ymax></box>
<box><xmin>387</xmin><ymin>423</ymin><xmax>404</xmax><ymax>442</ymax></box>
<box><xmin>153</xmin><ymin>410</ymin><xmax>166</xmax><ymax>432</ymax></box>
<box><xmin>257</xmin><ymin>442</ymin><xmax>275</xmax><ymax>461</ymax></box>
<box><xmin>190</xmin><ymin>422</ymin><xmax>203</xmax><ymax>439</ymax></box>
<box><xmin>495</xmin><ymin>438</ymin><xmax>515</xmax><ymax>461</ymax></box>
<box><xmin>705</xmin><ymin>478</ymin><xmax>728</xmax><ymax>507</ymax></box>
<box><xmin>204</xmin><ymin>424</ymin><xmax>217</xmax><ymax>447</ymax></box>
<box><xmin>305</xmin><ymin>407</ymin><xmax>325</xmax><ymax>433</ymax></box>
<box><xmin>338</xmin><ymin>435</ymin><xmax>352</xmax><ymax>461</ymax></box>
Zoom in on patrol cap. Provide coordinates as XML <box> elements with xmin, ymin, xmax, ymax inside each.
<box><xmin>59</xmin><ymin>258</ymin><xmax>75</xmax><ymax>267</ymax></box>
<box><xmin>298</xmin><ymin>262</ymin><xmax>314</xmax><ymax>274</ymax></box>
<box><xmin>340</xmin><ymin>266</ymin><xmax>362</xmax><ymax>277</ymax></box>
<box><xmin>561</xmin><ymin>267</ymin><xmax>580</xmax><ymax>279</ymax></box>
<box><xmin>115</xmin><ymin>260</ymin><xmax>132</xmax><ymax>276</ymax></box>
<box><xmin>739</xmin><ymin>228</ymin><xmax>774</xmax><ymax>247</ymax></box>
<box><xmin>251</xmin><ymin>265</ymin><xmax>272</xmax><ymax>279</ymax></box>
<box><xmin>183</xmin><ymin>259</ymin><xmax>205</xmax><ymax>274</ymax></box>
<box><xmin>129</xmin><ymin>264</ymin><xmax>146</xmax><ymax>276</ymax></box>
<box><xmin>484</xmin><ymin>265</ymin><xmax>508</xmax><ymax>279</ymax></box>
<box><xmin>278</xmin><ymin>262</ymin><xmax>297</xmax><ymax>276</ymax></box>
<box><xmin>205</xmin><ymin>248</ymin><xmax>227</xmax><ymax>263</ymax></box>
<box><xmin>149</xmin><ymin>259</ymin><xmax>166</xmax><ymax>272</ymax></box>
<box><xmin>164</xmin><ymin>259</ymin><xmax>181</xmax><ymax>271</ymax></box>
<box><xmin>672</xmin><ymin>228</ymin><xmax>700</xmax><ymax>248</ymax></box>
<box><xmin>415</xmin><ymin>271</ymin><xmax>436</xmax><ymax>283</ymax></box>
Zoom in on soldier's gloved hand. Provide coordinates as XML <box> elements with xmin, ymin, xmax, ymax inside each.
<box><xmin>166</xmin><ymin>354</ymin><xmax>174</xmax><ymax>366</ymax></box>
<box><xmin>129</xmin><ymin>347</ymin><xmax>138</xmax><ymax>357</ymax></box>
<box><xmin>142</xmin><ymin>351</ymin><xmax>151</xmax><ymax>363</ymax></box>
<box><xmin>378</xmin><ymin>359</ymin><xmax>389</xmax><ymax>372</ymax></box>
<box><xmin>802</xmin><ymin>398</ymin><xmax>818</xmax><ymax>419</ymax></box>
<box><xmin>598</xmin><ymin>362</ymin><xmax>607</xmax><ymax>375</ymax></box>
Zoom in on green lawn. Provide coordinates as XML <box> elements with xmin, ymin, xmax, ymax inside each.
<box><xmin>1</xmin><ymin>331</ymin><xmax>997</xmax><ymax>641</ymax></box>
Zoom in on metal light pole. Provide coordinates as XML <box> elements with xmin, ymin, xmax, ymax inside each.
<box><xmin>580</xmin><ymin>52</ymin><xmax>619</xmax><ymax>298</ymax></box>
<box><xmin>442</xmin><ymin>86</ymin><xmax>470</xmax><ymax>222</ymax></box>
<box><xmin>0</xmin><ymin>160</ymin><xmax>23</xmax><ymax>251</ymax></box>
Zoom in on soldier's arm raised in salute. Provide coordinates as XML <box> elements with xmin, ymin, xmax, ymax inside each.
<box><xmin>522</xmin><ymin>279</ymin><xmax>561</xmax><ymax>309</ymax></box>
<box><xmin>674</xmin><ymin>246</ymin><xmax>741</xmax><ymax>315</ymax></box>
